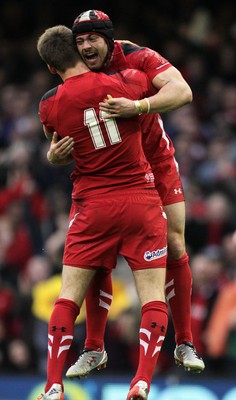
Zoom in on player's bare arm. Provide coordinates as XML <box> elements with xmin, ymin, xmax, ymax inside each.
<box><xmin>99</xmin><ymin>66</ymin><xmax>192</xmax><ymax>118</ymax></box>
<box><xmin>149</xmin><ymin>66</ymin><xmax>193</xmax><ymax>112</ymax></box>
<box><xmin>46</xmin><ymin>130</ymin><xmax>74</xmax><ymax>165</ymax></box>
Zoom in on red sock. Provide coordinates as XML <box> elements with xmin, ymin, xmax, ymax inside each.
<box><xmin>131</xmin><ymin>301</ymin><xmax>168</xmax><ymax>390</ymax></box>
<box><xmin>166</xmin><ymin>252</ymin><xmax>193</xmax><ymax>345</ymax></box>
<box><xmin>85</xmin><ymin>270</ymin><xmax>112</xmax><ymax>350</ymax></box>
<box><xmin>45</xmin><ymin>298</ymin><xmax>80</xmax><ymax>392</ymax></box>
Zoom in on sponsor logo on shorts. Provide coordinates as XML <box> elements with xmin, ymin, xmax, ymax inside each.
<box><xmin>144</xmin><ymin>246</ymin><xmax>167</xmax><ymax>261</ymax></box>
<box><xmin>174</xmin><ymin>188</ymin><xmax>182</xmax><ymax>194</ymax></box>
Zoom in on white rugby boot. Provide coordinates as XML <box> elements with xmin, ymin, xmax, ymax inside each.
<box><xmin>66</xmin><ymin>348</ymin><xmax>108</xmax><ymax>379</ymax></box>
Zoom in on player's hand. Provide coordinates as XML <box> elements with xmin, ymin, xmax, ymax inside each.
<box><xmin>99</xmin><ymin>95</ymin><xmax>138</xmax><ymax>118</ymax></box>
<box><xmin>47</xmin><ymin>132</ymin><xmax>74</xmax><ymax>165</ymax></box>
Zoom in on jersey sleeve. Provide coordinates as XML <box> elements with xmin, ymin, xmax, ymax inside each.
<box><xmin>117</xmin><ymin>69</ymin><xmax>156</xmax><ymax>99</ymax></box>
<box><xmin>38</xmin><ymin>87</ymin><xmax>58</xmax><ymax>134</ymax></box>
<box><xmin>121</xmin><ymin>42</ymin><xmax>172</xmax><ymax>82</ymax></box>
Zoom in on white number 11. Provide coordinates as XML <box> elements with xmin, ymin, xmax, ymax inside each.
<box><xmin>84</xmin><ymin>109</ymin><xmax>121</xmax><ymax>149</ymax></box>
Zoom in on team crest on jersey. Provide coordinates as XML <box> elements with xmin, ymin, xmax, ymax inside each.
<box><xmin>144</xmin><ymin>246</ymin><xmax>167</xmax><ymax>262</ymax></box>
<box><xmin>145</xmin><ymin>173</ymin><xmax>155</xmax><ymax>183</ymax></box>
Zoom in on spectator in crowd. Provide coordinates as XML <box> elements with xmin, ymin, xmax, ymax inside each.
<box><xmin>190</xmin><ymin>247</ymin><xmax>228</xmax><ymax>359</ymax></box>
<box><xmin>186</xmin><ymin>192</ymin><xmax>236</xmax><ymax>254</ymax></box>
<box><xmin>204</xmin><ymin>232</ymin><xmax>236</xmax><ymax>376</ymax></box>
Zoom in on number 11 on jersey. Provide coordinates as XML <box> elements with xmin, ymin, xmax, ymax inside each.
<box><xmin>84</xmin><ymin>108</ymin><xmax>121</xmax><ymax>149</ymax></box>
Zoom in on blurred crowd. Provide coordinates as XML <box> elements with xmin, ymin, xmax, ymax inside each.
<box><xmin>0</xmin><ymin>0</ymin><xmax>236</xmax><ymax>379</ymax></box>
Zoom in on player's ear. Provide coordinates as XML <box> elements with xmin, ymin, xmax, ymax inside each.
<box><xmin>47</xmin><ymin>65</ymin><xmax>57</xmax><ymax>75</ymax></box>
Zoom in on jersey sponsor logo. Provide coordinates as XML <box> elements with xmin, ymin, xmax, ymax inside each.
<box><xmin>144</xmin><ymin>246</ymin><xmax>167</xmax><ymax>261</ymax></box>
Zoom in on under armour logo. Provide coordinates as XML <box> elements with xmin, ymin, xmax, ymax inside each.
<box><xmin>174</xmin><ymin>188</ymin><xmax>182</xmax><ymax>194</ymax></box>
<box><xmin>52</xmin><ymin>326</ymin><xmax>66</xmax><ymax>332</ymax></box>
<box><xmin>151</xmin><ymin>322</ymin><xmax>166</xmax><ymax>332</ymax></box>
<box><xmin>160</xmin><ymin>325</ymin><xmax>165</xmax><ymax>333</ymax></box>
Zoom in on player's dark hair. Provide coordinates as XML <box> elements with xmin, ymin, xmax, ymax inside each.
<box><xmin>37</xmin><ymin>25</ymin><xmax>80</xmax><ymax>72</ymax></box>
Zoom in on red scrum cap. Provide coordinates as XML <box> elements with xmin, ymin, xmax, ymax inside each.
<box><xmin>72</xmin><ymin>10</ymin><xmax>114</xmax><ymax>53</ymax></box>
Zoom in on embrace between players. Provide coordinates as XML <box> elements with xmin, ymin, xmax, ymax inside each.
<box><xmin>36</xmin><ymin>9</ymin><xmax>204</xmax><ymax>400</ymax></box>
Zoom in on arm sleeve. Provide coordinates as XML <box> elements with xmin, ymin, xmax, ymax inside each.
<box><xmin>126</xmin><ymin>45</ymin><xmax>172</xmax><ymax>81</ymax></box>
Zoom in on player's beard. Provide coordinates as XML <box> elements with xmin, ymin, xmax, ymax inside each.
<box><xmin>81</xmin><ymin>50</ymin><xmax>108</xmax><ymax>71</ymax></box>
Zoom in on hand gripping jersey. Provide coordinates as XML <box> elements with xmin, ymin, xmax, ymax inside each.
<box><xmin>104</xmin><ymin>41</ymin><xmax>176</xmax><ymax>163</ymax></box>
<box><xmin>39</xmin><ymin>69</ymin><xmax>158</xmax><ymax>199</ymax></box>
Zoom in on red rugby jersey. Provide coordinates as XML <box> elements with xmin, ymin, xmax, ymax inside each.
<box><xmin>104</xmin><ymin>41</ymin><xmax>175</xmax><ymax>162</ymax></box>
<box><xmin>39</xmin><ymin>70</ymin><xmax>157</xmax><ymax>199</ymax></box>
